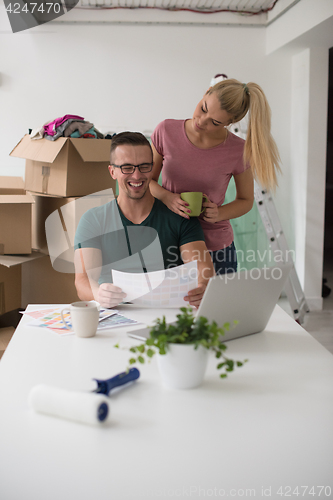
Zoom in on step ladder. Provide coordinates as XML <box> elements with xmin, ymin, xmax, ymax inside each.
<box><xmin>254</xmin><ymin>182</ymin><xmax>310</xmax><ymax>324</ymax></box>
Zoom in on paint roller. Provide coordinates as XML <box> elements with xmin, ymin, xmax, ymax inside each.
<box><xmin>29</xmin><ymin>368</ymin><xmax>140</xmax><ymax>426</ymax></box>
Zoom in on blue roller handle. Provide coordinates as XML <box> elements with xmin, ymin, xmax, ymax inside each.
<box><xmin>93</xmin><ymin>368</ymin><xmax>140</xmax><ymax>396</ymax></box>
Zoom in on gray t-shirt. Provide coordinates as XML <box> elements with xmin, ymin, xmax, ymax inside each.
<box><xmin>74</xmin><ymin>198</ymin><xmax>204</xmax><ymax>284</ymax></box>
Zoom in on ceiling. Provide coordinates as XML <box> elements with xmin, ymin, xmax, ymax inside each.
<box><xmin>67</xmin><ymin>0</ymin><xmax>302</xmax><ymax>25</ymax></box>
<box><xmin>0</xmin><ymin>0</ymin><xmax>300</xmax><ymax>27</ymax></box>
<box><xmin>75</xmin><ymin>0</ymin><xmax>280</xmax><ymax>15</ymax></box>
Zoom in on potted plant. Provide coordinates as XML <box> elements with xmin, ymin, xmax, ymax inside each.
<box><xmin>116</xmin><ymin>307</ymin><xmax>247</xmax><ymax>390</ymax></box>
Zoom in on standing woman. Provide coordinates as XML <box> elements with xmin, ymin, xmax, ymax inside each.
<box><xmin>149</xmin><ymin>78</ymin><xmax>281</xmax><ymax>274</ymax></box>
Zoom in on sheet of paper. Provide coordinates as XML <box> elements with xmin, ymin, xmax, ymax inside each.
<box><xmin>25</xmin><ymin>307</ymin><xmax>119</xmax><ymax>335</ymax></box>
<box><xmin>25</xmin><ymin>308</ymin><xmax>72</xmax><ymax>333</ymax></box>
<box><xmin>112</xmin><ymin>261</ymin><xmax>198</xmax><ymax>308</ymax></box>
<box><xmin>97</xmin><ymin>314</ymin><xmax>140</xmax><ymax>330</ymax></box>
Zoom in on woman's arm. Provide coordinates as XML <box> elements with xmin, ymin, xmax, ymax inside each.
<box><xmin>149</xmin><ymin>143</ymin><xmax>167</xmax><ymax>201</ymax></box>
<box><xmin>203</xmin><ymin>167</ymin><xmax>254</xmax><ymax>223</ymax></box>
<box><xmin>149</xmin><ymin>143</ymin><xmax>191</xmax><ymax>218</ymax></box>
<box><xmin>180</xmin><ymin>240</ymin><xmax>215</xmax><ymax>308</ymax></box>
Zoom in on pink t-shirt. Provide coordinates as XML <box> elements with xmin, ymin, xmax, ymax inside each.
<box><xmin>151</xmin><ymin>119</ymin><xmax>250</xmax><ymax>251</ymax></box>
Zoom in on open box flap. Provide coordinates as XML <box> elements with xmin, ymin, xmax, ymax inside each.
<box><xmin>0</xmin><ymin>194</ymin><xmax>34</xmax><ymax>204</ymax></box>
<box><xmin>70</xmin><ymin>138</ymin><xmax>112</xmax><ymax>162</ymax></box>
<box><xmin>9</xmin><ymin>136</ymin><xmax>67</xmax><ymax>163</ymax></box>
<box><xmin>0</xmin><ymin>252</ymin><xmax>44</xmax><ymax>268</ymax></box>
<box><xmin>0</xmin><ymin>177</ymin><xmax>25</xmax><ymax>194</ymax></box>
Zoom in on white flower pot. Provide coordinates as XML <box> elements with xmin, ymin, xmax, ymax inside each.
<box><xmin>157</xmin><ymin>343</ymin><xmax>209</xmax><ymax>390</ymax></box>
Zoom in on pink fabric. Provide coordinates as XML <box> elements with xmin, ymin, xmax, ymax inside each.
<box><xmin>43</xmin><ymin>114</ymin><xmax>84</xmax><ymax>136</ymax></box>
<box><xmin>151</xmin><ymin>119</ymin><xmax>250</xmax><ymax>252</ymax></box>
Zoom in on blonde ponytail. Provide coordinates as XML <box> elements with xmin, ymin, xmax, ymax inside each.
<box><xmin>244</xmin><ymin>82</ymin><xmax>281</xmax><ymax>191</ymax></box>
<box><xmin>209</xmin><ymin>79</ymin><xmax>281</xmax><ymax>191</ymax></box>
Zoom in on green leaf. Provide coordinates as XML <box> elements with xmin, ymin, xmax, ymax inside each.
<box><xmin>123</xmin><ymin>306</ymin><xmax>245</xmax><ymax>381</ymax></box>
<box><xmin>114</xmin><ymin>343</ymin><xmax>119</xmax><ymax>348</ymax></box>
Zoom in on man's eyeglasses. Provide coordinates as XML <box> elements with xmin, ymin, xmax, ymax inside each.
<box><xmin>111</xmin><ymin>163</ymin><xmax>153</xmax><ymax>174</ymax></box>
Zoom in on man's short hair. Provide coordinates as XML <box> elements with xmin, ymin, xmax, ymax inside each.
<box><xmin>110</xmin><ymin>131</ymin><xmax>152</xmax><ymax>163</ymax></box>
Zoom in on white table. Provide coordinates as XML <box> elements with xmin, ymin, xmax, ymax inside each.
<box><xmin>0</xmin><ymin>305</ymin><xmax>333</xmax><ymax>500</ymax></box>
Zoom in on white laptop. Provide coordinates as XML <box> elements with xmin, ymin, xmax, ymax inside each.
<box><xmin>127</xmin><ymin>264</ymin><xmax>291</xmax><ymax>342</ymax></box>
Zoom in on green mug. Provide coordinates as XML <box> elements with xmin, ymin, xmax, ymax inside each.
<box><xmin>180</xmin><ymin>192</ymin><xmax>208</xmax><ymax>217</ymax></box>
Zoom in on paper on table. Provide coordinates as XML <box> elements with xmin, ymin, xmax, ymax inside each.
<box><xmin>97</xmin><ymin>314</ymin><xmax>140</xmax><ymax>330</ymax></box>
<box><xmin>112</xmin><ymin>261</ymin><xmax>198</xmax><ymax>308</ymax></box>
<box><xmin>25</xmin><ymin>307</ymin><xmax>119</xmax><ymax>335</ymax></box>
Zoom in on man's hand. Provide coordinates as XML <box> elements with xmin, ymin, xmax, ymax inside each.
<box><xmin>183</xmin><ymin>283</ymin><xmax>207</xmax><ymax>308</ymax></box>
<box><xmin>97</xmin><ymin>283</ymin><xmax>127</xmax><ymax>309</ymax></box>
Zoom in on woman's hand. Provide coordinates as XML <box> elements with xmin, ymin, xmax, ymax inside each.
<box><xmin>202</xmin><ymin>194</ymin><xmax>220</xmax><ymax>223</ymax></box>
<box><xmin>163</xmin><ymin>191</ymin><xmax>191</xmax><ymax>219</ymax></box>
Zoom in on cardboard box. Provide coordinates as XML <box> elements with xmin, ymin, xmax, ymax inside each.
<box><xmin>29</xmin><ymin>189</ymin><xmax>115</xmax><ymax>269</ymax></box>
<box><xmin>10</xmin><ymin>135</ymin><xmax>114</xmax><ymax>197</ymax></box>
<box><xmin>0</xmin><ymin>253</ymin><xmax>44</xmax><ymax>315</ymax></box>
<box><xmin>21</xmin><ymin>255</ymin><xmax>78</xmax><ymax>307</ymax></box>
<box><xmin>0</xmin><ymin>264</ymin><xmax>21</xmax><ymax>315</ymax></box>
<box><xmin>30</xmin><ymin>193</ymin><xmax>78</xmax><ymax>255</ymax></box>
<box><xmin>0</xmin><ymin>176</ymin><xmax>25</xmax><ymax>194</ymax></box>
<box><xmin>0</xmin><ymin>252</ymin><xmax>77</xmax><ymax>313</ymax></box>
<box><xmin>0</xmin><ymin>176</ymin><xmax>34</xmax><ymax>254</ymax></box>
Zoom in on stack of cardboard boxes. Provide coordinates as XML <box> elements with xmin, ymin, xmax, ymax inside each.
<box><xmin>0</xmin><ymin>135</ymin><xmax>116</xmax><ymax>324</ymax></box>
<box><xmin>0</xmin><ymin>177</ymin><xmax>34</xmax><ymax>320</ymax></box>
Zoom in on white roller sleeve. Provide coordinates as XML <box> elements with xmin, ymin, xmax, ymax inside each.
<box><xmin>29</xmin><ymin>384</ymin><xmax>110</xmax><ymax>426</ymax></box>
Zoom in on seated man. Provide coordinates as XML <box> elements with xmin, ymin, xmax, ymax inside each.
<box><xmin>74</xmin><ymin>131</ymin><xmax>215</xmax><ymax>308</ymax></box>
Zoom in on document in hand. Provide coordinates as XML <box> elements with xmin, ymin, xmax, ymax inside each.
<box><xmin>112</xmin><ymin>261</ymin><xmax>198</xmax><ymax>308</ymax></box>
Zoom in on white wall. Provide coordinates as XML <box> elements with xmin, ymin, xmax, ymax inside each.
<box><xmin>290</xmin><ymin>49</ymin><xmax>310</xmax><ymax>288</ymax></box>
<box><xmin>289</xmin><ymin>47</ymin><xmax>329</xmax><ymax>309</ymax></box>
<box><xmin>0</xmin><ymin>10</ymin><xmax>292</xmax><ymax>221</ymax></box>
<box><xmin>266</xmin><ymin>0</ymin><xmax>333</xmax><ymax>55</ymax></box>
<box><xmin>0</xmin><ymin>11</ymin><xmax>269</xmax><ymax>178</ymax></box>
<box><xmin>305</xmin><ymin>47</ymin><xmax>329</xmax><ymax>308</ymax></box>
<box><xmin>266</xmin><ymin>1</ymin><xmax>333</xmax><ymax>309</ymax></box>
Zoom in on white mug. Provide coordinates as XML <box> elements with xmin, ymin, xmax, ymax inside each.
<box><xmin>61</xmin><ymin>301</ymin><xmax>100</xmax><ymax>338</ymax></box>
